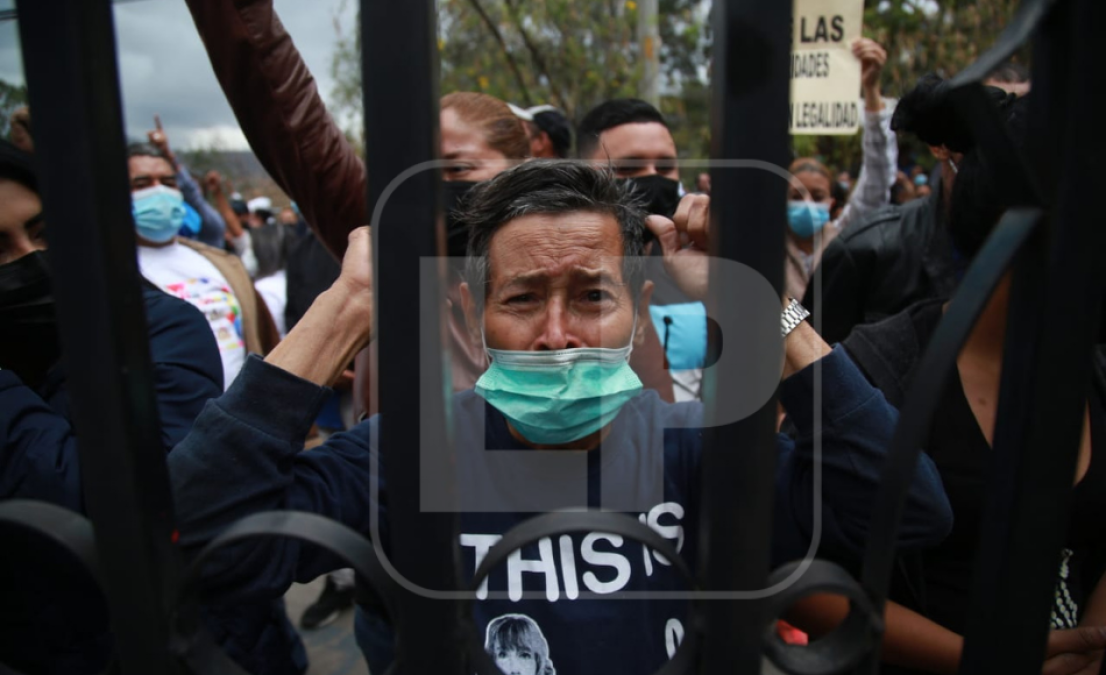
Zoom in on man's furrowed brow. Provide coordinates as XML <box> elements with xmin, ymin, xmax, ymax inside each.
<box><xmin>571</xmin><ymin>268</ymin><xmax>624</xmax><ymax>287</ymax></box>
<box><xmin>501</xmin><ymin>267</ymin><xmax>622</xmax><ymax>290</ymax></box>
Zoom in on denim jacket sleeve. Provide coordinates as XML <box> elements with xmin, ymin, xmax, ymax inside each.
<box><xmin>168</xmin><ymin>356</ymin><xmax>381</xmax><ymax>600</ymax></box>
<box><xmin>772</xmin><ymin>346</ymin><xmax>953</xmax><ymax>564</ymax></box>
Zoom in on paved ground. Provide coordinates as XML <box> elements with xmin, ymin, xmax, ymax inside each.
<box><xmin>285</xmin><ymin>578</ymin><xmax>368</xmax><ymax>675</ymax></box>
<box><xmin>285</xmin><ymin>578</ymin><xmax>785</xmax><ymax>675</ymax></box>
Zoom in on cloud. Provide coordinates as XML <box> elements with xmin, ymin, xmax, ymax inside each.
<box><xmin>0</xmin><ymin>0</ymin><xmax>355</xmax><ymax>150</ymax></box>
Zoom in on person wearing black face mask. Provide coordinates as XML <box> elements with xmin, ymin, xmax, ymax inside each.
<box><xmin>577</xmin><ymin>99</ymin><xmax>705</xmax><ymax>400</ymax></box>
<box><xmin>0</xmin><ymin>140</ymin><xmax>308</xmax><ymax>675</ymax></box>
<box><xmin>0</xmin><ymin>250</ymin><xmax>57</xmax><ymax>391</ymax></box>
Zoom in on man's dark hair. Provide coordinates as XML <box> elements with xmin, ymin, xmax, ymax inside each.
<box><xmin>126</xmin><ymin>142</ymin><xmax>172</xmax><ymax>163</ymax></box>
<box><xmin>462</xmin><ymin>160</ymin><xmax>647</xmax><ymax>312</ymax></box>
<box><xmin>576</xmin><ymin>98</ymin><xmax>668</xmax><ymax>159</ymax></box>
<box><xmin>250</xmin><ymin>222</ymin><xmax>296</xmax><ymax>279</ymax></box>
<box><xmin>986</xmin><ymin>59</ymin><xmax>1030</xmax><ymax>85</ymax></box>
<box><xmin>0</xmin><ymin>139</ymin><xmax>39</xmax><ymax>195</ymax></box>
<box><xmin>532</xmin><ymin>109</ymin><xmax>573</xmax><ymax>158</ymax></box>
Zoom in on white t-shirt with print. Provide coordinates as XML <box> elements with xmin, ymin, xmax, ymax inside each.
<box><xmin>138</xmin><ymin>242</ymin><xmax>246</xmax><ymax>388</ymax></box>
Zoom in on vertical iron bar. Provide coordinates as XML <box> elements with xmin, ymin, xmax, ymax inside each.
<box><xmin>700</xmin><ymin>0</ymin><xmax>791</xmax><ymax>672</ymax></box>
<box><xmin>361</xmin><ymin>1</ymin><xmax>462</xmax><ymax>674</ymax></box>
<box><xmin>15</xmin><ymin>0</ymin><xmax>182</xmax><ymax>673</ymax></box>
<box><xmin>958</xmin><ymin>0</ymin><xmax>1104</xmax><ymax>672</ymax></box>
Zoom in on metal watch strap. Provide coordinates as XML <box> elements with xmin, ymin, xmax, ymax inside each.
<box><xmin>781</xmin><ymin>298</ymin><xmax>811</xmax><ymax>338</ymax></box>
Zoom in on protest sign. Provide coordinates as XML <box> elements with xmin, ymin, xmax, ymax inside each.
<box><xmin>790</xmin><ymin>0</ymin><xmax>863</xmax><ymax>135</ymax></box>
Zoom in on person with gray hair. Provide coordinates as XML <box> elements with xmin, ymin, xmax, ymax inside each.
<box><xmin>167</xmin><ymin>160</ymin><xmax>952</xmax><ymax>674</ymax></box>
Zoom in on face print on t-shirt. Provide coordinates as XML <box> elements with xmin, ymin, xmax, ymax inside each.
<box><xmin>485</xmin><ymin>614</ymin><xmax>554</xmax><ymax>675</ymax></box>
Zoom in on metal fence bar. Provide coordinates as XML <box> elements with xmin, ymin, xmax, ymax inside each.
<box><xmin>14</xmin><ymin>0</ymin><xmax>182</xmax><ymax>673</ymax></box>
<box><xmin>361</xmin><ymin>1</ymin><xmax>463</xmax><ymax>674</ymax></box>
<box><xmin>699</xmin><ymin>0</ymin><xmax>792</xmax><ymax>672</ymax></box>
<box><xmin>958</xmin><ymin>0</ymin><xmax>1104</xmax><ymax>671</ymax></box>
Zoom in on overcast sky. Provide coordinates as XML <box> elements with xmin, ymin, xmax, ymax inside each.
<box><xmin>0</xmin><ymin>0</ymin><xmax>357</xmax><ymax>150</ymax></box>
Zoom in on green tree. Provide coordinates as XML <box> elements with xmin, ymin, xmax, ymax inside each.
<box><xmin>797</xmin><ymin>0</ymin><xmax>1025</xmax><ymax>173</ymax></box>
<box><xmin>329</xmin><ymin>0</ymin><xmax>711</xmax><ymax>166</ymax></box>
<box><xmin>330</xmin><ymin>0</ymin><xmax>1026</xmax><ymax>177</ymax></box>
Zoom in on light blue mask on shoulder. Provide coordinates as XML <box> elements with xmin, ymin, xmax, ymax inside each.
<box><xmin>474</xmin><ymin>324</ymin><xmax>644</xmax><ymax>445</ymax></box>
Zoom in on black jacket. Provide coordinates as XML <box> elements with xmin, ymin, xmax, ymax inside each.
<box><xmin>0</xmin><ymin>285</ymin><xmax>305</xmax><ymax>675</ymax></box>
<box><xmin>803</xmin><ymin>191</ymin><xmax>958</xmax><ymax>345</ymax></box>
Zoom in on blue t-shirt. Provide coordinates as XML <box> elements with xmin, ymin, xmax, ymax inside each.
<box><xmin>444</xmin><ymin>388</ymin><xmax>702</xmax><ymax>673</ymax></box>
<box><xmin>169</xmin><ymin>347</ymin><xmax>952</xmax><ymax>675</ymax></box>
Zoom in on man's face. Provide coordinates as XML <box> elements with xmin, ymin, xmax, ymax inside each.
<box><xmin>587</xmin><ymin>122</ymin><xmax>679</xmax><ymax>180</ymax></box>
<box><xmin>440</xmin><ymin>107</ymin><xmax>513</xmax><ymax>182</ymax></box>
<box><xmin>128</xmin><ymin>155</ymin><xmax>177</xmax><ymax>192</ymax></box>
<box><xmin>0</xmin><ymin>178</ymin><xmax>45</xmax><ymax>265</ymax></box>
<box><xmin>462</xmin><ymin>211</ymin><xmax>648</xmax><ymax>353</ymax></box>
<box><xmin>494</xmin><ymin>647</ymin><xmax>538</xmax><ymax>675</ymax></box>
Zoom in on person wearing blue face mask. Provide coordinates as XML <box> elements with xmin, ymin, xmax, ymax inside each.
<box><xmin>144</xmin><ymin>117</ymin><xmax>228</xmax><ymax>247</ymax></box>
<box><xmin>128</xmin><ymin>143</ymin><xmax>277</xmax><ymax>389</ymax></box>
<box><xmin>166</xmin><ymin>160</ymin><xmax>953</xmax><ymax>675</ymax></box>
<box><xmin>784</xmin><ymin>38</ymin><xmax>898</xmax><ymax>301</ymax></box>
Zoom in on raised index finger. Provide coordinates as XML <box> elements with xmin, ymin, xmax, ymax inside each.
<box><xmin>154</xmin><ymin>114</ymin><xmax>163</xmax><ymax>132</ymax></box>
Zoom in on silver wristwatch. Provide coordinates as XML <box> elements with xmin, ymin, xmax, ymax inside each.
<box><xmin>781</xmin><ymin>298</ymin><xmax>811</xmax><ymax>338</ymax></box>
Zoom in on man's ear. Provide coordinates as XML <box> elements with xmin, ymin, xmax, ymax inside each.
<box><xmin>634</xmin><ymin>280</ymin><xmax>654</xmax><ymax>347</ymax></box>
<box><xmin>459</xmin><ymin>282</ymin><xmax>482</xmax><ymax>346</ymax></box>
<box><xmin>929</xmin><ymin>144</ymin><xmax>950</xmax><ymax>161</ymax></box>
<box><xmin>537</xmin><ymin>131</ymin><xmax>554</xmax><ymax>156</ymax></box>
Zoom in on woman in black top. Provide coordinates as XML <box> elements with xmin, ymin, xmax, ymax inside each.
<box><xmin>843</xmin><ymin>296</ymin><xmax>1106</xmax><ymax>674</ymax></box>
<box><xmin>795</xmin><ymin>78</ymin><xmax>1106</xmax><ymax>674</ymax></box>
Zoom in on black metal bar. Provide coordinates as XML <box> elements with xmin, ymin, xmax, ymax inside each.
<box><xmin>855</xmin><ymin>208</ymin><xmax>1041</xmax><ymax>675</ymax></box>
<box><xmin>700</xmin><ymin>0</ymin><xmax>791</xmax><ymax>672</ymax></box>
<box><xmin>361</xmin><ymin>2</ymin><xmax>462</xmax><ymax>674</ymax></box>
<box><xmin>958</xmin><ymin>0</ymin><xmax>1104</xmax><ymax>671</ymax></box>
<box><xmin>14</xmin><ymin>0</ymin><xmax>182</xmax><ymax>673</ymax></box>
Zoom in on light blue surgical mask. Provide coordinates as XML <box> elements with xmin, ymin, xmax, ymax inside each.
<box><xmin>786</xmin><ymin>200</ymin><xmax>831</xmax><ymax>238</ymax></box>
<box><xmin>474</xmin><ymin>324</ymin><xmax>644</xmax><ymax>445</ymax></box>
<box><xmin>132</xmin><ymin>185</ymin><xmax>185</xmax><ymax>243</ymax></box>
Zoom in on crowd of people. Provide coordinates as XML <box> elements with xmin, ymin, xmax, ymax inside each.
<box><xmin>1</xmin><ymin>1</ymin><xmax>1102</xmax><ymax>675</ymax></box>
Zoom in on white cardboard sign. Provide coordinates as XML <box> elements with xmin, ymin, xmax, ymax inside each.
<box><xmin>790</xmin><ymin>0</ymin><xmax>864</xmax><ymax>135</ymax></box>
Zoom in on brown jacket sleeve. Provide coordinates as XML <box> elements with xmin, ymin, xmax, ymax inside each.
<box><xmin>183</xmin><ymin>0</ymin><xmax>366</xmax><ymax>258</ymax></box>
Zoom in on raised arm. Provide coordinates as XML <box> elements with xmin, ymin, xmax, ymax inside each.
<box><xmin>147</xmin><ymin>117</ymin><xmax>227</xmax><ymax>247</ymax></box>
<box><xmin>176</xmin><ymin>163</ymin><xmax>227</xmax><ymax>247</ymax></box>
<box><xmin>184</xmin><ymin>0</ymin><xmax>366</xmax><ymax>258</ymax></box>
<box><xmin>204</xmin><ymin>171</ymin><xmax>244</xmax><ymax>243</ymax></box>
<box><xmin>834</xmin><ymin>39</ymin><xmax>897</xmax><ymax>233</ymax></box>
<box><xmin>169</xmin><ymin>228</ymin><xmax>375</xmax><ymax>599</ymax></box>
<box><xmin>645</xmin><ymin>195</ymin><xmax>952</xmax><ymax>557</ymax></box>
